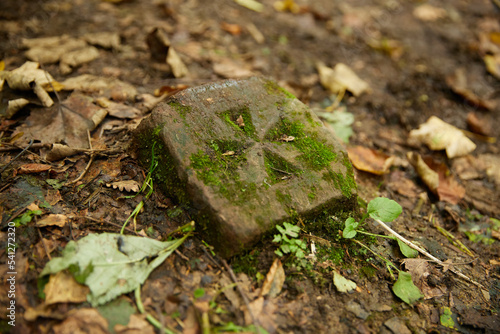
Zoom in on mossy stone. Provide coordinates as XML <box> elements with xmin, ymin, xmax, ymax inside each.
<box><xmin>133</xmin><ymin>77</ymin><xmax>357</xmax><ymax>257</ymax></box>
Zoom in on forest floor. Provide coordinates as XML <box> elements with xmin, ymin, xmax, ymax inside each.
<box><xmin>0</xmin><ymin>0</ymin><xmax>499</xmax><ymax>333</ymax></box>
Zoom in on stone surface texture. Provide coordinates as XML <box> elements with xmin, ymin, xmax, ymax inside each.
<box><xmin>134</xmin><ymin>77</ymin><xmax>357</xmax><ymax>257</ymax></box>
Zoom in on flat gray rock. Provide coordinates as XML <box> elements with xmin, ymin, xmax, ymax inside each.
<box><xmin>134</xmin><ymin>77</ymin><xmax>356</xmax><ymax>257</ymax></box>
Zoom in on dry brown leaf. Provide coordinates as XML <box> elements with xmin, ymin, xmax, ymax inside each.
<box><xmin>6</xmin><ymin>98</ymin><xmax>30</xmax><ymax>118</ymax></box>
<box><xmin>146</xmin><ymin>27</ymin><xmax>189</xmax><ymax>78</ymax></box>
<box><xmin>409</xmin><ymin>152</ymin><xmax>465</xmax><ymax>204</ymax></box>
<box><xmin>242</xmin><ymin>296</ymin><xmax>277</xmax><ymax>333</ymax></box>
<box><xmin>106</xmin><ymin>180</ymin><xmax>141</xmax><ymax>192</ymax></box>
<box><xmin>387</xmin><ymin>171</ymin><xmax>419</xmax><ymax>198</ymax></box>
<box><xmin>407</xmin><ymin>152</ymin><xmax>439</xmax><ymax>192</ymax></box>
<box><xmin>413</xmin><ymin>4</ymin><xmax>446</xmax><ymax>21</ymax></box>
<box><xmin>452</xmin><ymin>155</ymin><xmax>482</xmax><ymax>181</ymax></box>
<box><xmin>44</xmin><ymin>271</ymin><xmax>89</xmax><ymax>305</ymax></box>
<box><xmin>213</xmin><ymin>59</ymin><xmax>254</xmax><ymax>78</ymax></box>
<box><xmin>82</xmin><ymin>32</ymin><xmax>121</xmax><ymax>49</ymax></box>
<box><xmin>260</xmin><ymin>258</ymin><xmax>285</xmax><ymax>298</ymax></box>
<box><xmin>402</xmin><ymin>259</ymin><xmax>447</xmax><ymax>300</ymax></box>
<box><xmin>220</xmin><ymin>22</ymin><xmax>242</xmax><ymax>35</ymax></box>
<box><xmin>166</xmin><ymin>47</ymin><xmax>189</xmax><ymax>78</ymax></box>
<box><xmin>347</xmin><ymin>145</ymin><xmax>394</xmax><ymax>175</ymax></box>
<box><xmin>52</xmin><ymin>308</ymin><xmax>108</xmax><ymax>334</ymax></box>
<box><xmin>36</xmin><ymin>214</ymin><xmax>68</xmax><ymax>227</ymax></box>
<box><xmin>15</xmin><ymin>163</ymin><xmax>52</xmax><ymax>175</ymax></box>
<box><xmin>409</xmin><ymin>116</ymin><xmax>476</xmax><ymax>158</ymax></box>
<box><xmin>446</xmin><ymin>68</ymin><xmax>496</xmax><ymax>110</ymax></box>
<box><xmin>114</xmin><ymin>314</ymin><xmax>154</xmax><ymax>334</ymax></box>
<box><xmin>60</xmin><ymin>45</ymin><xmax>100</xmax><ymax>74</ymax></box>
<box><xmin>5</xmin><ymin>61</ymin><xmax>55</xmax><ymax>107</ymax></box>
<box><xmin>478</xmin><ymin>154</ymin><xmax>500</xmax><ymax>186</ymax></box>
<box><xmin>13</xmin><ymin>93</ymin><xmax>107</xmax><ymax>148</ymax></box>
<box><xmin>96</xmin><ymin>97</ymin><xmax>142</xmax><ymax>119</ymax></box>
<box><xmin>467</xmin><ymin>112</ymin><xmax>492</xmax><ymax>136</ymax></box>
<box><xmin>317</xmin><ymin>62</ymin><xmax>370</xmax><ymax>97</ymax></box>
<box><xmin>23</xmin><ymin>35</ymin><xmax>87</xmax><ymax>64</ymax></box>
<box><xmin>484</xmin><ymin>54</ymin><xmax>500</xmax><ymax>80</ymax></box>
<box><xmin>60</xmin><ymin>74</ymin><xmax>137</xmax><ymax>101</ymax></box>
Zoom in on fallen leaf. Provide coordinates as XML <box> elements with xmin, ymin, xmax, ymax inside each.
<box><xmin>220</xmin><ymin>22</ymin><xmax>242</xmax><ymax>35</ymax></box>
<box><xmin>466</xmin><ymin>112</ymin><xmax>492</xmax><ymax>136</ymax></box>
<box><xmin>52</xmin><ymin>308</ymin><xmax>109</xmax><ymax>334</ymax></box>
<box><xmin>392</xmin><ymin>271</ymin><xmax>423</xmax><ymax>304</ymax></box>
<box><xmin>409</xmin><ymin>116</ymin><xmax>476</xmax><ymax>158</ymax></box>
<box><xmin>37</xmin><ymin>214</ymin><xmax>68</xmax><ymax>227</ymax></box>
<box><xmin>44</xmin><ymin>271</ymin><xmax>89</xmax><ymax>304</ymax></box>
<box><xmin>59</xmin><ymin>45</ymin><xmax>100</xmax><ymax>74</ymax></box>
<box><xmin>484</xmin><ymin>54</ymin><xmax>500</xmax><ymax>80</ymax></box>
<box><xmin>317</xmin><ymin>62</ymin><xmax>370</xmax><ymax>97</ymax></box>
<box><xmin>5</xmin><ymin>98</ymin><xmax>30</xmax><ymax>118</ymax></box>
<box><xmin>82</xmin><ymin>32</ymin><xmax>121</xmax><ymax>50</ymax></box>
<box><xmin>13</xmin><ymin>93</ymin><xmax>108</xmax><ymax>148</ymax></box>
<box><xmin>479</xmin><ymin>154</ymin><xmax>500</xmax><ymax>186</ymax></box>
<box><xmin>114</xmin><ymin>314</ymin><xmax>155</xmax><ymax>334</ymax></box>
<box><xmin>146</xmin><ymin>27</ymin><xmax>189</xmax><ymax>78</ymax></box>
<box><xmin>387</xmin><ymin>171</ymin><xmax>419</xmax><ymax>198</ymax></box>
<box><xmin>96</xmin><ymin>97</ymin><xmax>142</xmax><ymax>119</ymax></box>
<box><xmin>242</xmin><ymin>296</ymin><xmax>277</xmax><ymax>333</ymax></box>
<box><xmin>315</xmin><ymin>106</ymin><xmax>354</xmax><ymax>143</ymax></box>
<box><xmin>446</xmin><ymin>68</ymin><xmax>496</xmax><ymax>110</ymax></box>
<box><xmin>106</xmin><ymin>180</ymin><xmax>141</xmax><ymax>192</ymax></box>
<box><xmin>347</xmin><ymin>145</ymin><xmax>394</xmax><ymax>175</ymax></box>
<box><xmin>213</xmin><ymin>58</ymin><xmax>254</xmax><ymax>78</ymax></box>
<box><xmin>413</xmin><ymin>4</ymin><xmax>446</xmax><ymax>21</ymax></box>
<box><xmin>407</xmin><ymin>152</ymin><xmax>439</xmax><ymax>192</ymax></box>
<box><xmin>5</xmin><ymin>61</ymin><xmax>55</xmax><ymax>107</ymax></box>
<box><xmin>333</xmin><ymin>271</ymin><xmax>357</xmax><ymax>293</ymax></box>
<box><xmin>452</xmin><ymin>155</ymin><xmax>482</xmax><ymax>180</ymax></box>
<box><xmin>22</xmin><ymin>35</ymin><xmax>87</xmax><ymax>64</ymax></box>
<box><xmin>260</xmin><ymin>258</ymin><xmax>285</xmax><ymax>298</ymax></box>
<box><xmin>235</xmin><ymin>0</ymin><xmax>264</xmax><ymax>13</ymax></box>
<box><xmin>367</xmin><ymin>37</ymin><xmax>404</xmax><ymax>60</ymax></box>
<box><xmin>408</xmin><ymin>152</ymin><xmax>465</xmax><ymax>204</ymax></box>
<box><xmin>59</xmin><ymin>74</ymin><xmax>137</xmax><ymax>101</ymax></box>
<box><xmin>15</xmin><ymin>163</ymin><xmax>52</xmax><ymax>175</ymax></box>
<box><xmin>274</xmin><ymin>0</ymin><xmax>301</xmax><ymax>13</ymax></box>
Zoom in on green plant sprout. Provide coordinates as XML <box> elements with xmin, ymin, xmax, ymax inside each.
<box><xmin>121</xmin><ymin>143</ymin><xmax>159</xmax><ymax>234</ymax></box>
<box><xmin>273</xmin><ymin>222</ymin><xmax>307</xmax><ymax>258</ymax></box>
<box><xmin>342</xmin><ymin>197</ymin><xmax>423</xmax><ymax>304</ymax></box>
<box><xmin>13</xmin><ymin>208</ymin><xmax>43</xmax><ymax>227</ymax></box>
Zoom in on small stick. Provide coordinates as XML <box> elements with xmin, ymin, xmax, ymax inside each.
<box><xmin>374</xmin><ymin>218</ymin><xmax>485</xmax><ymax>289</ymax></box>
<box><xmin>66</xmin><ymin>130</ymin><xmax>94</xmax><ymax>185</ymax></box>
<box><xmin>221</xmin><ymin>259</ymin><xmax>262</xmax><ymax>334</ymax></box>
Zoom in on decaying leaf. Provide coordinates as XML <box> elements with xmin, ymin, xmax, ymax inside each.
<box><xmin>333</xmin><ymin>271</ymin><xmax>357</xmax><ymax>293</ymax></box>
<box><xmin>15</xmin><ymin>163</ymin><xmax>52</xmax><ymax>175</ymax></box>
<box><xmin>347</xmin><ymin>145</ymin><xmax>394</xmax><ymax>175</ymax></box>
<box><xmin>260</xmin><ymin>258</ymin><xmax>285</xmax><ymax>298</ymax></box>
<box><xmin>36</xmin><ymin>214</ymin><xmax>68</xmax><ymax>227</ymax></box>
<box><xmin>59</xmin><ymin>45</ymin><xmax>100</xmax><ymax>74</ymax></box>
<box><xmin>146</xmin><ymin>27</ymin><xmax>189</xmax><ymax>78</ymax></box>
<box><xmin>242</xmin><ymin>296</ymin><xmax>277</xmax><ymax>333</ymax></box>
<box><xmin>467</xmin><ymin>112</ymin><xmax>492</xmax><ymax>136</ymax></box>
<box><xmin>82</xmin><ymin>32</ymin><xmax>121</xmax><ymax>50</ymax></box>
<box><xmin>446</xmin><ymin>68</ymin><xmax>496</xmax><ymax>110</ymax></box>
<box><xmin>317</xmin><ymin>62</ymin><xmax>371</xmax><ymax>97</ymax></box>
<box><xmin>478</xmin><ymin>154</ymin><xmax>500</xmax><ymax>186</ymax></box>
<box><xmin>96</xmin><ymin>97</ymin><xmax>142</xmax><ymax>119</ymax></box>
<box><xmin>409</xmin><ymin>116</ymin><xmax>476</xmax><ymax>158</ymax></box>
<box><xmin>213</xmin><ymin>58</ymin><xmax>254</xmax><ymax>78</ymax></box>
<box><xmin>408</xmin><ymin>152</ymin><xmax>465</xmax><ymax>204</ymax></box>
<box><xmin>52</xmin><ymin>308</ymin><xmax>109</xmax><ymax>334</ymax></box>
<box><xmin>4</xmin><ymin>61</ymin><xmax>56</xmax><ymax>108</ymax></box>
<box><xmin>59</xmin><ymin>74</ymin><xmax>137</xmax><ymax>101</ymax></box>
<box><xmin>5</xmin><ymin>98</ymin><xmax>30</xmax><ymax>118</ymax></box>
<box><xmin>22</xmin><ymin>35</ymin><xmax>87</xmax><ymax>64</ymax></box>
<box><xmin>106</xmin><ymin>180</ymin><xmax>141</xmax><ymax>192</ymax></box>
<box><xmin>484</xmin><ymin>54</ymin><xmax>500</xmax><ymax>80</ymax></box>
<box><xmin>13</xmin><ymin>93</ymin><xmax>107</xmax><ymax>148</ymax></box>
<box><xmin>44</xmin><ymin>271</ymin><xmax>89</xmax><ymax>304</ymax></box>
<box><xmin>413</xmin><ymin>4</ymin><xmax>446</xmax><ymax>21</ymax></box>
<box><xmin>114</xmin><ymin>314</ymin><xmax>155</xmax><ymax>334</ymax></box>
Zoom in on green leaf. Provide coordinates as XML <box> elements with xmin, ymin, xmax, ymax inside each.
<box><xmin>194</xmin><ymin>288</ymin><xmax>205</xmax><ymax>299</ymax></box>
<box><xmin>275</xmin><ymin>249</ymin><xmax>283</xmax><ymax>257</ymax></box>
<box><xmin>315</xmin><ymin>108</ymin><xmax>354</xmax><ymax>143</ymax></box>
<box><xmin>392</xmin><ymin>271</ymin><xmax>423</xmax><ymax>304</ymax></box>
<box><xmin>367</xmin><ymin>197</ymin><xmax>402</xmax><ymax>222</ymax></box>
<box><xmin>396</xmin><ymin>239</ymin><xmax>418</xmax><ymax>258</ymax></box>
<box><xmin>40</xmin><ymin>232</ymin><xmax>190</xmax><ymax>307</ymax></box>
<box><xmin>333</xmin><ymin>271</ymin><xmax>357</xmax><ymax>293</ymax></box>
<box><xmin>342</xmin><ymin>217</ymin><xmax>359</xmax><ymax>239</ymax></box>
<box><xmin>440</xmin><ymin>307</ymin><xmax>458</xmax><ymax>329</ymax></box>
<box><xmin>97</xmin><ymin>298</ymin><xmax>136</xmax><ymax>334</ymax></box>
<box><xmin>272</xmin><ymin>234</ymin><xmax>282</xmax><ymax>243</ymax></box>
<box><xmin>283</xmin><ymin>222</ymin><xmax>299</xmax><ymax>238</ymax></box>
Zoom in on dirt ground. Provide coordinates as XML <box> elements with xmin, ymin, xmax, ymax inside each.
<box><xmin>1</xmin><ymin>0</ymin><xmax>499</xmax><ymax>333</ymax></box>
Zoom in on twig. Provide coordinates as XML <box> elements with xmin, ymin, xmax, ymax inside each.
<box><xmin>36</xmin><ymin>227</ymin><xmax>52</xmax><ymax>260</ymax></box>
<box><xmin>374</xmin><ymin>218</ymin><xmax>485</xmax><ymax>289</ymax></box>
<box><xmin>221</xmin><ymin>259</ymin><xmax>262</xmax><ymax>334</ymax></box>
<box><xmin>0</xmin><ymin>139</ymin><xmax>34</xmax><ymax>175</ymax></box>
<box><xmin>66</xmin><ymin>130</ymin><xmax>94</xmax><ymax>185</ymax></box>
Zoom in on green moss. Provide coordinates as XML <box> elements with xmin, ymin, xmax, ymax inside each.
<box><xmin>189</xmin><ymin>141</ymin><xmax>258</xmax><ymax>205</ymax></box>
<box><xmin>264</xmin><ymin>150</ymin><xmax>299</xmax><ymax>184</ymax></box>
<box><xmin>264</xmin><ymin>80</ymin><xmax>296</xmax><ymax>99</ymax></box>
<box><xmin>219</xmin><ymin>107</ymin><xmax>257</xmax><ymax>140</ymax></box>
<box><xmin>308</xmin><ymin>192</ymin><xmax>316</xmax><ymax>200</ymax></box>
<box><xmin>275</xmin><ymin>189</ymin><xmax>292</xmax><ymax>206</ymax></box>
<box><xmin>266</xmin><ymin>118</ymin><xmax>337</xmax><ymax>170</ymax></box>
<box><xmin>168</xmin><ymin>101</ymin><xmax>192</xmax><ymax>119</ymax></box>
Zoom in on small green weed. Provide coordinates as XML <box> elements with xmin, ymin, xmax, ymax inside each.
<box><xmin>342</xmin><ymin>197</ymin><xmax>423</xmax><ymax>304</ymax></box>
